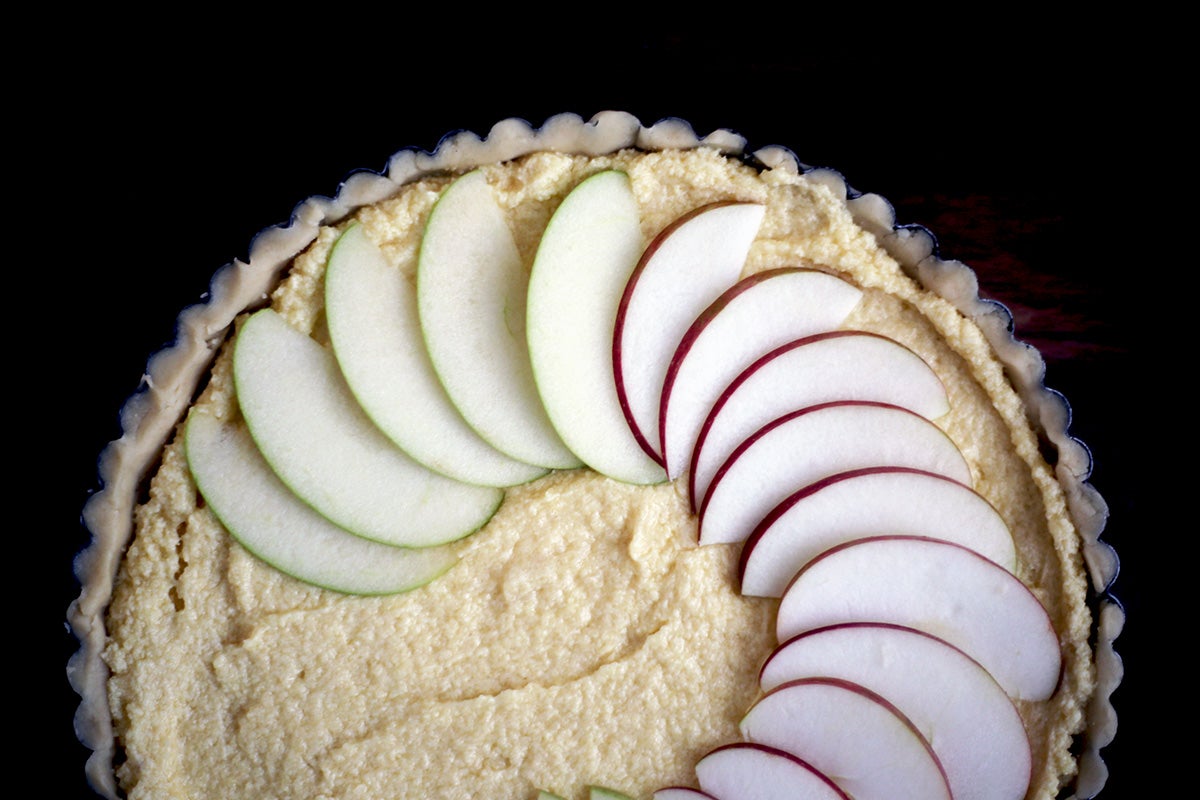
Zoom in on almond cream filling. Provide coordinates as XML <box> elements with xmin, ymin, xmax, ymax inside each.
<box><xmin>103</xmin><ymin>147</ymin><xmax>1095</xmax><ymax>799</ymax></box>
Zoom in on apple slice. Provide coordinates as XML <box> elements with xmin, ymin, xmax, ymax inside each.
<box><xmin>653</xmin><ymin>788</ymin><xmax>719</xmax><ymax>800</ymax></box>
<box><xmin>695</xmin><ymin>743</ymin><xmax>850</xmax><ymax>800</ymax></box>
<box><xmin>759</xmin><ymin>623</ymin><xmax>1032</xmax><ymax>800</ymax></box>
<box><xmin>613</xmin><ymin>201</ymin><xmax>765</xmax><ymax>462</ymax></box>
<box><xmin>233</xmin><ymin>308</ymin><xmax>502</xmax><ymax>548</ymax></box>
<box><xmin>739</xmin><ymin>467</ymin><xmax>1016</xmax><ymax>597</ymax></box>
<box><xmin>698</xmin><ymin>402</ymin><xmax>971</xmax><ymax>546</ymax></box>
<box><xmin>325</xmin><ymin>222</ymin><xmax>547</xmax><ymax>487</ymax></box>
<box><xmin>184</xmin><ymin>410</ymin><xmax>458</xmax><ymax>595</ymax></box>
<box><xmin>659</xmin><ymin>268</ymin><xmax>863</xmax><ymax>479</ymax></box>
<box><xmin>740</xmin><ymin>678</ymin><xmax>951</xmax><ymax>800</ymax></box>
<box><xmin>775</xmin><ymin>536</ymin><xmax>1063</xmax><ymax>700</ymax></box>
<box><xmin>590</xmin><ymin>788</ymin><xmax>635</xmax><ymax>800</ymax></box>
<box><xmin>417</xmin><ymin>169</ymin><xmax>580</xmax><ymax>470</ymax></box>
<box><xmin>527</xmin><ymin>170</ymin><xmax>666</xmax><ymax>484</ymax></box>
<box><xmin>689</xmin><ymin>331</ymin><xmax>949</xmax><ymax>509</ymax></box>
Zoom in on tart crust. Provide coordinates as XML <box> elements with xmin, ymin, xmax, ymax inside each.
<box><xmin>69</xmin><ymin>111</ymin><xmax>1121</xmax><ymax>799</ymax></box>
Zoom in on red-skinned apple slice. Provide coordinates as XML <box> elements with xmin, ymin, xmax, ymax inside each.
<box><xmin>740</xmin><ymin>677</ymin><xmax>951</xmax><ymax>800</ymax></box>
<box><xmin>695</xmin><ymin>743</ymin><xmax>850</xmax><ymax>800</ymax></box>
<box><xmin>233</xmin><ymin>308</ymin><xmax>503</xmax><ymax>548</ymax></box>
<box><xmin>697</xmin><ymin>402</ymin><xmax>971</xmax><ymax>546</ymax></box>
<box><xmin>418</xmin><ymin>169</ymin><xmax>580</xmax><ymax>470</ymax></box>
<box><xmin>613</xmin><ymin>201</ymin><xmax>764</xmax><ymax>462</ymax></box>
<box><xmin>738</xmin><ymin>467</ymin><xmax>1016</xmax><ymax>597</ymax></box>
<box><xmin>325</xmin><ymin>223</ymin><xmax>548</xmax><ymax>487</ymax></box>
<box><xmin>185</xmin><ymin>410</ymin><xmax>459</xmax><ymax>595</ymax></box>
<box><xmin>689</xmin><ymin>331</ymin><xmax>949</xmax><ymax>509</ymax></box>
<box><xmin>527</xmin><ymin>170</ymin><xmax>665</xmax><ymax>484</ymax></box>
<box><xmin>658</xmin><ymin>268</ymin><xmax>863</xmax><ymax>479</ymax></box>
<box><xmin>759</xmin><ymin>623</ymin><xmax>1032</xmax><ymax>800</ymax></box>
<box><xmin>776</xmin><ymin>536</ymin><xmax>1063</xmax><ymax>701</ymax></box>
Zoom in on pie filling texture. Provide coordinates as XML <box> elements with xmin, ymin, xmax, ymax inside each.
<box><xmin>70</xmin><ymin>113</ymin><xmax>1121</xmax><ymax>800</ymax></box>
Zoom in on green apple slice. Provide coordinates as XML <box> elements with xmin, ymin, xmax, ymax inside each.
<box><xmin>326</xmin><ymin>222</ymin><xmax>547</xmax><ymax>487</ymax></box>
<box><xmin>527</xmin><ymin>170</ymin><xmax>666</xmax><ymax>484</ymax></box>
<box><xmin>233</xmin><ymin>308</ymin><xmax>502</xmax><ymax>548</ymax></box>
<box><xmin>417</xmin><ymin>170</ymin><xmax>580</xmax><ymax>470</ymax></box>
<box><xmin>185</xmin><ymin>410</ymin><xmax>458</xmax><ymax>595</ymax></box>
<box><xmin>590</xmin><ymin>788</ymin><xmax>636</xmax><ymax>800</ymax></box>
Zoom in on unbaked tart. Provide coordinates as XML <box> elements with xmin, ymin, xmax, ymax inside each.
<box><xmin>69</xmin><ymin>112</ymin><xmax>1122</xmax><ymax>800</ymax></box>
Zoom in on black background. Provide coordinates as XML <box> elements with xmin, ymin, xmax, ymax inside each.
<box><xmin>36</xmin><ymin>23</ymin><xmax>1152</xmax><ymax>800</ymax></box>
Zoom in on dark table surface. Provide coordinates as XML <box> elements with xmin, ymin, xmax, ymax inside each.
<box><xmin>40</xmin><ymin>30</ymin><xmax>1148</xmax><ymax>799</ymax></box>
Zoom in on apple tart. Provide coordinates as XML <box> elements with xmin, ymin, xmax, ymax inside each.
<box><xmin>69</xmin><ymin>112</ymin><xmax>1121</xmax><ymax>800</ymax></box>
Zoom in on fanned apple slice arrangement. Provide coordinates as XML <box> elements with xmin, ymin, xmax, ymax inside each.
<box><xmin>184</xmin><ymin>166</ymin><xmax>1061</xmax><ymax>799</ymax></box>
